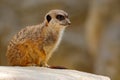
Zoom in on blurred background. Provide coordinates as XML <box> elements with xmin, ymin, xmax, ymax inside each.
<box><xmin>0</xmin><ymin>0</ymin><xmax>120</xmax><ymax>80</ymax></box>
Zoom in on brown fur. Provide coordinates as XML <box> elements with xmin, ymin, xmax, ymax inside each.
<box><xmin>6</xmin><ymin>10</ymin><xmax>70</xmax><ymax>66</ymax></box>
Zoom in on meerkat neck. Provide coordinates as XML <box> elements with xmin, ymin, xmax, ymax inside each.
<box><xmin>42</xmin><ymin>22</ymin><xmax>65</xmax><ymax>34</ymax></box>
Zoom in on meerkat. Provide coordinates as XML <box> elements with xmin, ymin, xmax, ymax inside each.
<box><xmin>6</xmin><ymin>9</ymin><xmax>71</xmax><ymax>67</ymax></box>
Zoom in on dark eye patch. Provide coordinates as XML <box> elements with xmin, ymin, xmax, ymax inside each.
<box><xmin>46</xmin><ymin>15</ymin><xmax>51</xmax><ymax>23</ymax></box>
<box><xmin>56</xmin><ymin>15</ymin><xmax>65</xmax><ymax>21</ymax></box>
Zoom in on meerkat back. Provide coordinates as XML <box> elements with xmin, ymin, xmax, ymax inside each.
<box><xmin>6</xmin><ymin>9</ymin><xmax>71</xmax><ymax>67</ymax></box>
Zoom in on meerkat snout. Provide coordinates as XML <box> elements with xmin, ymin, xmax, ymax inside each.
<box><xmin>45</xmin><ymin>9</ymin><xmax>71</xmax><ymax>27</ymax></box>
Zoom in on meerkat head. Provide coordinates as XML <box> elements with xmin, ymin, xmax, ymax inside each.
<box><xmin>44</xmin><ymin>9</ymin><xmax>71</xmax><ymax>27</ymax></box>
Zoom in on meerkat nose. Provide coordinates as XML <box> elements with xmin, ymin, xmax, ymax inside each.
<box><xmin>68</xmin><ymin>20</ymin><xmax>71</xmax><ymax>25</ymax></box>
<box><xmin>68</xmin><ymin>21</ymin><xmax>71</xmax><ymax>25</ymax></box>
<box><xmin>67</xmin><ymin>19</ymin><xmax>71</xmax><ymax>25</ymax></box>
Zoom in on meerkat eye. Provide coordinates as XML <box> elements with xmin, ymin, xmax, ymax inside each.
<box><xmin>46</xmin><ymin>15</ymin><xmax>51</xmax><ymax>22</ymax></box>
<box><xmin>56</xmin><ymin>15</ymin><xmax>65</xmax><ymax>21</ymax></box>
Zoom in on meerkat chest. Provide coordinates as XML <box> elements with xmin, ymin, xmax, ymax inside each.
<box><xmin>44</xmin><ymin>29</ymin><xmax>64</xmax><ymax>54</ymax></box>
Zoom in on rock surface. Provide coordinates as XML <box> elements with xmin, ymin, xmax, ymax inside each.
<box><xmin>0</xmin><ymin>66</ymin><xmax>110</xmax><ymax>80</ymax></box>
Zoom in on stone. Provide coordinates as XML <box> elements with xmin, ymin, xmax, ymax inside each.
<box><xmin>0</xmin><ymin>66</ymin><xmax>110</xmax><ymax>80</ymax></box>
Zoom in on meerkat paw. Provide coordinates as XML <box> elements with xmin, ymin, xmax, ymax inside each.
<box><xmin>39</xmin><ymin>62</ymin><xmax>49</xmax><ymax>67</ymax></box>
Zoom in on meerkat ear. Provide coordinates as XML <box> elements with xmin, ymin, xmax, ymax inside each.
<box><xmin>46</xmin><ymin>15</ymin><xmax>51</xmax><ymax>23</ymax></box>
